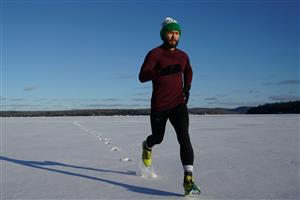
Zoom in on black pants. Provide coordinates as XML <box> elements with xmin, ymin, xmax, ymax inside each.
<box><xmin>146</xmin><ymin>104</ymin><xmax>194</xmax><ymax>166</ymax></box>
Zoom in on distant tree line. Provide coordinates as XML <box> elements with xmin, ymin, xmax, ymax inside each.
<box><xmin>1</xmin><ymin>101</ymin><xmax>299</xmax><ymax>117</ymax></box>
<box><xmin>0</xmin><ymin>107</ymin><xmax>250</xmax><ymax>117</ymax></box>
<box><xmin>247</xmin><ymin>101</ymin><xmax>300</xmax><ymax>114</ymax></box>
<box><xmin>0</xmin><ymin>109</ymin><xmax>151</xmax><ymax>117</ymax></box>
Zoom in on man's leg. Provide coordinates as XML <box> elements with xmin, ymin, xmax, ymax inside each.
<box><xmin>145</xmin><ymin>109</ymin><xmax>168</xmax><ymax>148</ymax></box>
<box><xmin>169</xmin><ymin>104</ymin><xmax>200</xmax><ymax>195</ymax></box>
<box><xmin>169</xmin><ymin>104</ymin><xmax>194</xmax><ymax>169</ymax></box>
<box><xmin>142</xmin><ymin>109</ymin><xmax>168</xmax><ymax>167</ymax></box>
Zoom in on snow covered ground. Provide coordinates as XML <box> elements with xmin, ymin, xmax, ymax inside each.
<box><xmin>1</xmin><ymin>115</ymin><xmax>299</xmax><ymax>199</ymax></box>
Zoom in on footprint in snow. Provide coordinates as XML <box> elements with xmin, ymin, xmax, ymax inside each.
<box><xmin>105</xmin><ymin>141</ymin><xmax>111</xmax><ymax>145</ymax></box>
<box><xmin>120</xmin><ymin>157</ymin><xmax>132</xmax><ymax>162</ymax></box>
<box><xmin>110</xmin><ymin>147</ymin><xmax>120</xmax><ymax>151</ymax></box>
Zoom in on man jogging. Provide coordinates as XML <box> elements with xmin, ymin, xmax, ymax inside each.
<box><xmin>138</xmin><ymin>17</ymin><xmax>201</xmax><ymax>196</ymax></box>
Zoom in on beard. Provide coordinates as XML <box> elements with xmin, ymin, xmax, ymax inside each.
<box><xmin>163</xmin><ymin>39</ymin><xmax>179</xmax><ymax>49</ymax></box>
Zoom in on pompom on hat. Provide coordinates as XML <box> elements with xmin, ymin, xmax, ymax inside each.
<box><xmin>160</xmin><ymin>17</ymin><xmax>181</xmax><ymax>40</ymax></box>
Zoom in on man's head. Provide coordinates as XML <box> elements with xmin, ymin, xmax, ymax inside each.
<box><xmin>160</xmin><ymin>17</ymin><xmax>181</xmax><ymax>49</ymax></box>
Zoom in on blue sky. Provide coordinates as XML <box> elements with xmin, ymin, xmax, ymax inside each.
<box><xmin>1</xmin><ymin>0</ymin><xmax>299</xmax><ymax>111</ymax></box>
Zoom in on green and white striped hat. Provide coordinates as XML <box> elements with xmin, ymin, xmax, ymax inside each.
<box><xmin>160</xmin><ymin>17</ymin><xmax>181</xmax><ymax>40</ymax></box>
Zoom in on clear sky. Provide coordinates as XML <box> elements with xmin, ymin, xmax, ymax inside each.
<box><xmin>1</xmin><ymin>0</ymin><xmax>299</xmax><ymax>111</ymax></box>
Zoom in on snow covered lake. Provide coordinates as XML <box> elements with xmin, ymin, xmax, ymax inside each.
<box><xmin>1</xmin><ymin>115</ymin><xmax>299</xmax><ymax>199</ymax></box>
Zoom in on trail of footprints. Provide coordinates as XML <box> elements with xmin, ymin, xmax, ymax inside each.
<box><xmin>72</xmin><ymin>121</ymin><xmax>132</xmax><ymax>163</ymax></box>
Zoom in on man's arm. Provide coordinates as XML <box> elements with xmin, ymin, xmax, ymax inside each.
<box><xmin>183</xmin><ymin>58</ymin><xmax>193</xmax><ymax>103</ymax></box>
<box><xmin>184</xmin><ymin>58</ymin><xmax>193</xmax><ymax>87</ymax></box>
<box><xmin>139</xmin><ymin>51</ymin><xmax>159</xmax><ymax>83</ymax></box>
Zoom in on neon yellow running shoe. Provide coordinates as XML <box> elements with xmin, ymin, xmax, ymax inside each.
<box><xmin>183</xmin><ymin>174</ymin><xmax>201</xmax><ymax>196</ymax></box>
<box><xmin>142</xmin><ymin>140</ymin><xmax>152</xmax><ymax>167</ymax></box>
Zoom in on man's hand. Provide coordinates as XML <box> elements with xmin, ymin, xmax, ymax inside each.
<box><xmin>183</xmin><ymin>86</ymin><xmax>191</xmax><ymax>104</ymax></box>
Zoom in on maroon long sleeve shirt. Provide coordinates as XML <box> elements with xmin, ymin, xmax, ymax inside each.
<box><xmin>139</xmin><ymin>45</ymin><xmax>193</xmax><ymax>111</ymax></box>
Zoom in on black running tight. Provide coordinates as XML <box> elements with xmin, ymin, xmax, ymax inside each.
<box><xmin>146</xmin><ymin>104</ymin><xmax>194</xmax><ymax>166</ymax></box>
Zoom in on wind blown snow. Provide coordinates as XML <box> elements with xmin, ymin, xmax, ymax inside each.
<box><xmin>1</xmin><ymin>115</ymin><xmax>299</xmax><ymax>199</ymax></box>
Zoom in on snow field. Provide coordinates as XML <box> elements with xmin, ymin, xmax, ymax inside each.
<box><xmin>1</xmin><ymin>115</ymin><xmax>299</xmax><ymax>199</ymax></box>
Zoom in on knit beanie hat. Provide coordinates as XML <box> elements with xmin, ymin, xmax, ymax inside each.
<box><xmin>160</xmin><ymin>17</ymin><xmax>181</xmax><ymax>40</ymax></box>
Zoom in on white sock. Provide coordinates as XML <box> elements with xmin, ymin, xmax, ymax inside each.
<box><xmin>183</xmin><ymin>165</ymin><xmax>193</xmax><ymax>174</ymax></box>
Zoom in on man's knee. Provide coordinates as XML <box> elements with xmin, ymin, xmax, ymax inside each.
<box><xmin>153</xmin><ymin>135</ymin><xmax>164</xmax><ymax>145</ymax></box>
<box><xmin>177</xmin><ymin>132</ymin><xmax>191</xmax><ymax>146</ymax></box>
<box><xmin>147</xmin><ymin>134</ymin><xmax>164</xmax><ymax>147</ymax></box>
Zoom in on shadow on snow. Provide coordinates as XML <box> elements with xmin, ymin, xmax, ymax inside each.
<box><xmin>1</xmin><ymin>156</ymin><xmax>182</xmax><ymax>197</ymax></box>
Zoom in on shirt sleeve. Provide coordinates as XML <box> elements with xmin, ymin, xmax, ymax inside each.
<box><xmin>139</xmin><ymin>51</ymin><xmax>159</xmax><ymax>83</ymax></box>
<box><xmin>183</xmin><ymin>56</ymin><xmax>193</xmax><ymax>88</ymax></box>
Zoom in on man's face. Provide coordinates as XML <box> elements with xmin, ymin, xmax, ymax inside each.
<box><xmin>164</xmin><ymin>30</ymin><xmax>180</xmax><ymax>48</ymax></box>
